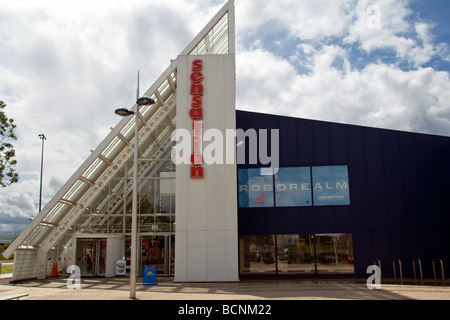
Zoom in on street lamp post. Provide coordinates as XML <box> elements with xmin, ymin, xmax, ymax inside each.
<box><xmin>38</xmin><ymin>134</ymin><xmax>47</xmax><ymax>213</ymax></box>
<box><xmin>115</xmin><ymin>95</ymin><xmax>155</xmax><ymax>300</ymax></box>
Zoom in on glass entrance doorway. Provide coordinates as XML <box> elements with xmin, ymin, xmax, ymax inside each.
<box><xmin>125</xmin><ymin>235</ymin><xmax>174</xmax><ymax>276</ymax></box>
<box><xmin>76</xmin><ymin>239</ymin><xmax>107</xmax><ymax>277</ymax></box>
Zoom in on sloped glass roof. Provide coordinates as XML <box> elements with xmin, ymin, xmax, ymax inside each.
<box><xmin>3</xmin><ymin>0</ymin><xmax>235</xmax><ymax>260</ymax></box>
<box><xmin>189</xmin><ymin>12</ymin><xmax>229</xmax><ymax>55</ymax></box>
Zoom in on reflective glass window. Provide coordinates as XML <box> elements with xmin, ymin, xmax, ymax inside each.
<box><xmin>238</xmin><ymin>169</ymin><xmax>274</xmax><ymax>208</ymax></box>
<box><xmin>315</xmin><ymin>234</ymin><xmax>354</xmax><ymax>274</ymax></box>
<box><xmin>276</xmin><ymin>234</ymin><xmax>315</xmax><ymax>275</ymax></box>
<box><xmin>275</xmin><ymin>167</ymin><xmax>312</xmax><ymax>207</ymax></box>
<box><xmin>312</xmin><ymin>166</ymin><xmax>350</xmax><ymax>206</ymax></box>
<box><xmin>238</xmin><ymin>166</ymin><xmax>351</xmax><ymax>208</ymax></box>
<box><xmin>239</xmin><ymin>234</ymin><xmax>355</xmax><ymax>276</ymax></box>
<box><xmin>239</xmin><ymin>235</ymin><xmax>276</xmax><ymax>275</ymax></box>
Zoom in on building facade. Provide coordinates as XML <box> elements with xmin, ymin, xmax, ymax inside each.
<box><xmin>236</xmin><ymin>110</ymin><xmax>450</xmax><ymax>278</ymax></box>
<box><xmin>3</xmin><ymin>0</ymin><xmax>449</xmax><ymax>282</ymax></box>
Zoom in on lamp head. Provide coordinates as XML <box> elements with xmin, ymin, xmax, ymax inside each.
<box><xmin>136</xmin><ymin>96</ymin><xmax>156</xmax><ymax>106</ymax></box>
<box><xmin>115</xmin><ymin>108</ymin><xmax>135</xmax><ymax>117</ymax></box>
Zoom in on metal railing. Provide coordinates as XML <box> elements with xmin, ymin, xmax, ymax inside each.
<box><xmin>392</xmin><ymin>259</ymin><xmax>403</xmax><ymax>285</ymax></box>
<box><xmin>412</xmin><ymin>259</ymin><xmax>423</xmax><ymax>285</ymax></box>
<box><xmin>432</xmin><ymin>259</ymin><xmax>445</xmax><ymax>286</ymax></box>
<box><xmin>375</xmin><ymin>258</ymin><xmax>445</xmax><ymax>286</ymax></box>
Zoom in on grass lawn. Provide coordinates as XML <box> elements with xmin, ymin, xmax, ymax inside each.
<box><xmin>0</xmin><ymin>264</ymin><xmax>13</xmax><ymax>274</ymax></box>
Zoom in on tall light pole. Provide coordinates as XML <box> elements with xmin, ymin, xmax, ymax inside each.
<box><xmin>115</xmin><ymin>73</ymin><xmax>155</xmax><ymax>299</ymax></box>
<box><xmin>38</xmin><ymin>134</ymin><xmax>47</xmax><ymax>213</ymax></box>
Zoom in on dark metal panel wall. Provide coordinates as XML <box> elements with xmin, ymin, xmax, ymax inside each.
<box><xmin>236</xmin><ymin>110</ymin><xmax>450</xmax><ymax>277</ymax></box>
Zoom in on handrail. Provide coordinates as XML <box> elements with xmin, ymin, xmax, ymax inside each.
<box><xmin>392</xmin><ymin>260</ymin><xmax>397</xmax><ymax>284</ymax></box>
<box><xmin>412</xmin><ymin>259</ymin><xmax>423</xmax><ymax>285</ymax></box>
<box><xmin>432</xmin><ymin>259</ymin><xmax>445</xmax><ymax>286</ymax></box>
<box><xmin>373</xmin><ymin>260</ymin><xmax>382</xmax><ymax>280</ymax></box>
<box><xmin>392</xmin><ymin>259</ymin><xmax>403</xmax><ymax>285</ymax></box>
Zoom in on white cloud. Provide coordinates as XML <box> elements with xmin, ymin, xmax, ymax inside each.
<box><xmin>0</xmin><ymin>0</ymin><xmax>222</xmax><ymax>232</ymax></box>
<box><xmin>343</xmin><ymin>0</ymin><xmax>448</xmax><ymax>67</ymax></box>
<box><xmin>236</xmin><ymin>0</ymin><xmax>354</xmax><ymax>40</ymax></box>
<box><xmin>237</xmin><ymin>46</ymin><xmax>450</xmax><ymax>135</ymax></box>
<box><xmin>237</xmin><ymin>0</ymin><xmax>449</xmax><ymax>68</ymax></box>
<box><xmin>0</xmin><ymin>179</ymin><xmax>38</xmax><ymax>219</ymax></box>
<box><xmin>235</xmin><ymin>0</ymin><xmax>450</xmax><ymax>136</ymax></box>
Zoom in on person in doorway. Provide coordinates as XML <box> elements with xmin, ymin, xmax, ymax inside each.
<box><xmin>86</xmin><ymin>253</ymin><xmax>92</xmax><ymax>272</ymax></box>
<box><xmin>255</xmin><ymin>250</ymin><xmax>261</xmax><ymax>263</ymax></box>
<box><xmin>150</xmin><ymin>241</ymin><xmax>161</xmax><ymax>260</ymax></box>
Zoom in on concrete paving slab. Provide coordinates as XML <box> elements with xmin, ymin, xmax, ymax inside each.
<box><xmin>0</xmin><ymin>277</ymin><xmax>449</xmax><ymax>300</ymax></box>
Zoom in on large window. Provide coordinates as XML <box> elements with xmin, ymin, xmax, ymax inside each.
<box><xmin>238</xmin><ymin>166</ymin><xmax>350</xmax><ymax>208</ymax></box>
<box><xmin>275</xmin><ymin>167</ymin><xmax>312</xmax><ymax>207</ymax></box>
<box><xmin>239</xmin><ymin>234</ymin><xmax>354</xmax><ymax>276</ymax></box>
<box><xmin>238</xmin><ymin>169</ymin><xmax>274</xmax><ymax>208</ymax></box>
<box><xmin>277</xmin><ymin>234</ymin><xmax>315</xmax><ymax>275</ymax></box>
<box><xmin>239</xmin><ymin>235</ymin><xmax>276</xmax><ymax>275</ymax></box>
<box><xmin>70</xmin><ymin>115</ymin><xmax>177</xmax><ymax>235</ymax></box>
<box><xmin>312</xmin><ymin>166</ymin><xmax>350</xmax><ymax>206</ymax></box>
<box><xmin>315</xmin><ymin>234</ymin><xmax>354</xmax><ymax>274</ymax></box>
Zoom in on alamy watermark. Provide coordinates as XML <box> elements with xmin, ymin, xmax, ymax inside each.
<box><xmin>366</xmin><ymin>265</ymin><xmax>382</xmax><ymax>290</ymax></box>
<box><xmin>66</xmin><ymin>265</ymin><xmax>81</xmax><ymax>290</ymax></box>
<box><xmin>171</xmin><ymin>128</ymin><xmax>280</xmax><ymax>173</ymax></box>
<box><xmin>367</xmin><ymin>5</ymin><xmax>382</xmax><ymax>30</ymax></box>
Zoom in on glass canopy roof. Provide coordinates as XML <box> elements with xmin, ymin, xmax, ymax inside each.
<box><xmin>3</xmin><ymin>0</ymin><xmax>235</xmax><ymax>261</ymax></box>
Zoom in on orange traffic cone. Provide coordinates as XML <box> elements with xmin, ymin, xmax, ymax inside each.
<box><xmin>49</xmin><ymin>261</ymin><xmax>59</xmax><ymax>278</ymax></box>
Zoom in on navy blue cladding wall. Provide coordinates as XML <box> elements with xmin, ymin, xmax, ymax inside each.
<box><xmin>236</xmin><ymin>110</ymin><xmax>450</xmax><ymax>278</ymax></box>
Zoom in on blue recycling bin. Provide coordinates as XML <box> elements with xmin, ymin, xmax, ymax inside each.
<box><xmin>143</xmin><ymin>265</ymin><xmax>157</xmax><ymax>285</ymax></box>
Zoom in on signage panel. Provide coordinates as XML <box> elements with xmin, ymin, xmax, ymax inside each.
<box><xmin>116</xmin><ymin>259</ymin><xmax>126</xmax><ymax>276</ymax></box>
<box><xmin>312</xmin><ymin>166</ymin><xmax>350</xmax><ymax>206</ymax></box>
<box><xmin>190</xmin><ymin>59</ymin><xmax>204</xmax><ymax>179</ymax></box>
<box><xmin>238</xmin><ymin>166</ymin><xmax>350</xmax><ymax>208</ymax></box>
<box><xmin>275</xmin><ymin>167</ymin><xmax>312</xmax><ymax>207</ymax></box>
<box><xmin>143</xmin><ymin>265</ymin><xmax>157</xmax><ymax>285</ymax></box>
<box><xmin>238</xmin><ymin>168</ymin><xmax>274</xmax><ymax>208</ymax></box>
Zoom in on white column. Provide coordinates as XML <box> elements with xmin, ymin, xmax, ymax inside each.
<box><xmin>175</xmin><ymin>54</ymin><xmax>238</xmax><ymax>282</ymax></box>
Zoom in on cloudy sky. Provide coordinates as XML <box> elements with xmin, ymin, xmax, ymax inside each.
<box><xmin>1</xmin><ymin>0</ymin><xmax>450</xmax><ymax>234</ymax></box>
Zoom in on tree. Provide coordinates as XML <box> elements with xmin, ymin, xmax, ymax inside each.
<box><xmin>0</xmin><ymin>100</ymin><xmax>19</xmax><ymax>187</ymax></box>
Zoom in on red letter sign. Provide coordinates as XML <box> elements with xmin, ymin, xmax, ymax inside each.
<box><xmin>190</xmin><ymin>60</ymin><xmax>205</xmax><ymax>179</ymax></box>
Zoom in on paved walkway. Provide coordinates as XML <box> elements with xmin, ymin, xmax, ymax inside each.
<box><xmin>0</xmin><ymin>277</ymin><xmax>449</xmax><ymax>300</ymax></box>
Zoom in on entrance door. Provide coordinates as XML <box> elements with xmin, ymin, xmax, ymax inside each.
<box><xmin>97</xmin><ymin>239</ymin><xmax>107</xmax><ymax>276</ymax></box>
<box><xmin>138</xmin><ymin>235</ymin><xmax>173</xmax><ymax>276</ymax></box>
<box><xmin>76</xmin><ymin>239</ymin><xmax>107</xmax><ymax>277</ymax></box>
